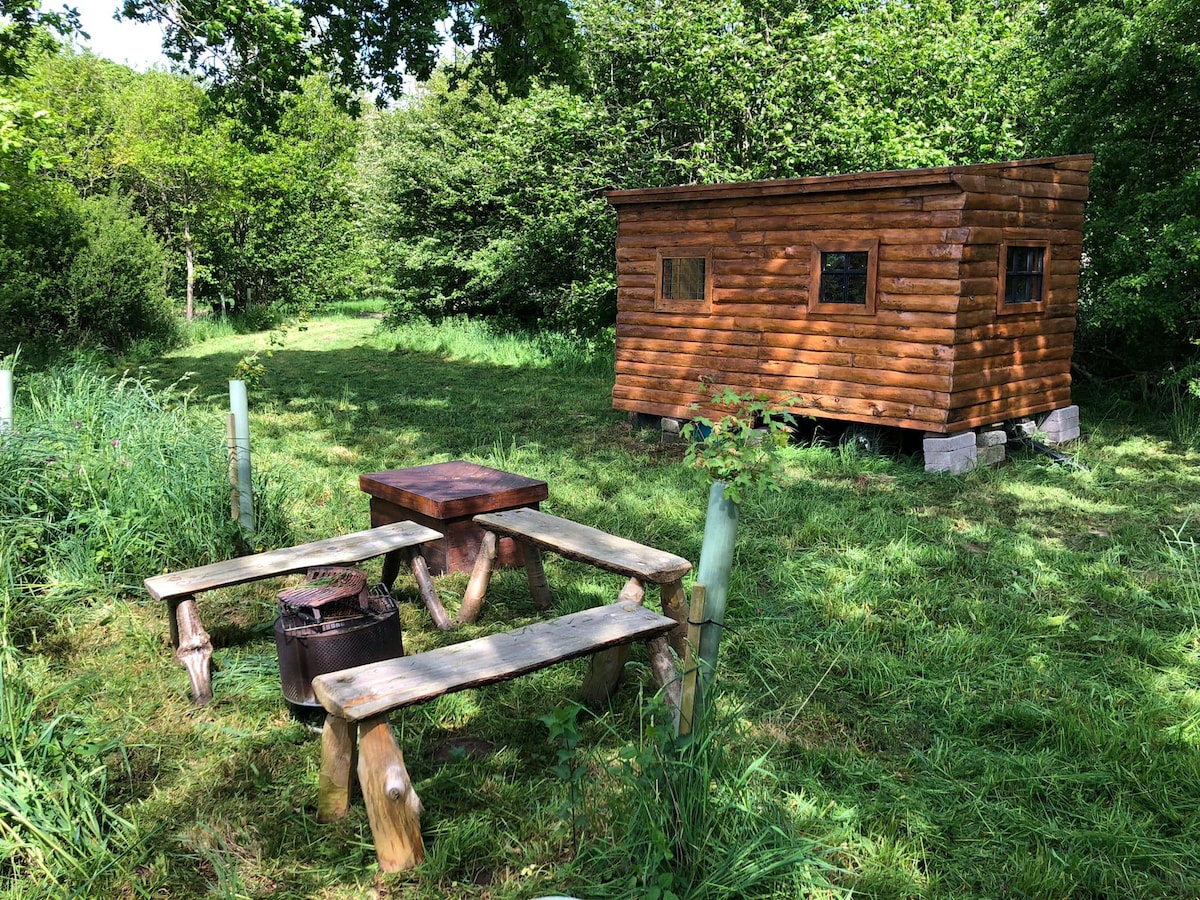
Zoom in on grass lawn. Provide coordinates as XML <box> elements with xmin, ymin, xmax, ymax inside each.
<box><xmin>18</xmin><ymin>314</ymin><xmax>1200</xmax><ymax>898</ymax></box>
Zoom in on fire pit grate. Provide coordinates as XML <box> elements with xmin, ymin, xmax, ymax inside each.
<box><xmin>274</xmin><ymin>570</ymin><xmax>404</xmax><ymax>711</ymax></box>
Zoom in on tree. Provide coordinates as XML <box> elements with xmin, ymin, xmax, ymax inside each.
<box><xmin>119</xmin><ymin>0</ymin><xmax>580</xmax><ymax>122</ymax></box>
<box><xmin>1034</xmin><ymin>0</ymin><xmax>1200</xmax><ymax>376</ymax></box>
<box><xmin>110</xmin><ymin>70</ymin><xmax>224</xmax><ymax>321</ymax></box>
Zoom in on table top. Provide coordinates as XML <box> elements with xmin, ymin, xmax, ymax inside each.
<box><xmin>360</xmin><ymin>461</ymin><xmax>549</xmax><ymax>519</ymax></box>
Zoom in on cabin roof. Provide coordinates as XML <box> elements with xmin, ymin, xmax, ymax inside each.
<box><xmin>605</xmin><ymin>154</ymin><xmax>1093</xmax><ymax>207</ymax></box>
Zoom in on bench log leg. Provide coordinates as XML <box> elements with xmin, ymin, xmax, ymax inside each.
<box><xmin>660</xmin><ymin>579</ymin><xmax>688</xmax><ymax>659</ymax></box>
<box><xmin>521</xmin><ymin>542</ymin><xmax>554</xmax><ymax>611</ymax></box>
<box><xmin>170</xmin><ymin>595</ymin><xmax>213</xmax><ymax>707</ymax></box>
<box><xmin>357</xmin><ymin>716</ymin><xmax>425</xmax><ymax>872</ymax></box>
<box><xmin>457</xmin><ymin>530</ymin><xmax>497</xmax><ymax>624</ymax></box>
<box><xmin>646</xmin><ymin>635</ymin><xmax>682</xmax><ymax>715</ymax></box>
<box><xmin>317</xmin><ymin>714</ymin><xmax>357</xmax><ymax>822</ymax></box>
<box><xmin>580</xmin><ymin>578</ymin><xmax>644</xmax><ymax>705</ymax></box>
<box><xmin>409</xmin><ymin>549</ymin><xmax>452</xmax><ymax>631</ymax></box>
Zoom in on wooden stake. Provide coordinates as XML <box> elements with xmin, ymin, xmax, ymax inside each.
<box><xmin>317</xmin><ymin>714</ymin><xmax>357</xmax><ymax>822</ymax></box>
<box><xmin>677</xmin><ymin>584</ymin><xmax>706</xmax><ymax>736</ymax></box>
<box><xmin>356</xmin><ymin>716</ymin><xmax>424</xmax><ymax>871</ymax></box>
<box><xmin>457</xmin><ymin>530</ymin><xmax>497</xmax><ymax>624</ymax></box>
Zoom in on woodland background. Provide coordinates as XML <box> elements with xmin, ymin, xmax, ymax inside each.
<box><xmin>1</xmin><ymin>0</ymin><xmax>1197</xmax><ymax>382</ymax></box>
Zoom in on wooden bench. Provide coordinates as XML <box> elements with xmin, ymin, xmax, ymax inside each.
<box><xmin>457</xmin><ymin>508</ymin><xmax>693</xmax><ymax>704</ymax></box>
<box><xmin>144</xmin><ymin>521</ymin><xmax>444</xmax><ymax>706</ymax></box>
<box><xmin>311</xmin><ymin>600</ymin><xmax>678</xmax><ymax>871</ymax></box>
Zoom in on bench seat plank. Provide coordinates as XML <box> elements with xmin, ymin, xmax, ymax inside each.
<box><xmin>313</xmin><ymin>602</ymin><xmax>677</xmax><ymax>722</ymax></box>
<box><xmin>144</xmin><ymin>521</ymin><xmax>443</xmax><ymax>601</ymax></box>
<box><xmin>472</xmin><ymin>509</ymin><xmax>691</xmax><ymax>584</ymax></box>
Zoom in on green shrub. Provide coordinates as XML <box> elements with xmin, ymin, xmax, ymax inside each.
<box><xmin>66</xmin><ymin>194</ymin><xmax>177</xmax><ymax>351</ymax></box>
<box><xmin>0</xmin><ymin>180</ymin><xmax>179</xmax><ymax>355</ymax></box>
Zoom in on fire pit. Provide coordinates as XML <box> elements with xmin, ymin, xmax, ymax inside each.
<box><xmin>273</xmin><ymin>567</ymin><xmax>403</xmax><ymax>712</ymax></box>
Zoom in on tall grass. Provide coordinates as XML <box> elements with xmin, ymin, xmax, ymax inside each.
<box><xmin>575</xmin><ymin>695</ymin><xmax>841</xmax><ymax>900</ymax></box>
<box><xmin>1</xmin><ymin>362</ymin><xmax>292</xmax><ymax>619</ymax></box>
<box><xmin>0</xmin><ymin>551</ymin><xmax>139</xmax><ymax>896</ymax></box>
<box><xmin>382</xmin><ymin>316</ymin><xmax>614</xmax><ymax>376</ymax></box>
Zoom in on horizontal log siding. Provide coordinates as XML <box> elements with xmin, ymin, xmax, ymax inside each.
<box><xmin>947</xmin><ymin>158</ymin><xmax>1090</xmax><ymax>430</ymax></box>
<box><xmin>609</xmin><ymin>155</ymin><xmax>1092</xmax><ymax>433</ymax></box>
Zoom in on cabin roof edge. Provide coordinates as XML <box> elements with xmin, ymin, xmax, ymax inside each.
<box><xmin>605</xmin><ymin>154</ymin><xmax>1094</xmax><ymax>207</ymax></box>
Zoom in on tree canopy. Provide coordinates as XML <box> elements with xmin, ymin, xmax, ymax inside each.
<box><xmin>120</xmin><ymin>0</ymin><xmax>579</xmax><ymax>121</ymax></box>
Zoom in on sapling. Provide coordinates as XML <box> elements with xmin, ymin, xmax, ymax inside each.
<box><xmin>681</xmin><ymin>387</ymin><xmax>797</xmax><ymax>727</ymax></box>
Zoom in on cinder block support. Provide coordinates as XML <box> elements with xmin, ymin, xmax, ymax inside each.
<box><xmin>660</xmin><ymin>417</ymin><xmax>685</xmax><ymax>445</ymax></box>
<box><xmin>923</xmin><ymin>431</ymin><xmax>977</xmax><ymax>473</ymax></box>
<box><xmin>976</xmin><ymin>428</ymin><xmax>1007</xmax><ymax>468</ymax></box>
<box><xmin>1038</xmin><ymin>405</ymin><xmax>1080</xmax><ymax>444</ymax></box>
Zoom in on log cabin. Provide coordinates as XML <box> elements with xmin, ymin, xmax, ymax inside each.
<box><xmin>606</xmin><ymin>155</ymin><xmax>1093</xmax><ymax>454</ymax></box>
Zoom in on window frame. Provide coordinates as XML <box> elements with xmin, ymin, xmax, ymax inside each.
<box><xmin>809</xmin><ymin>239</ymin><xmax>879</xmax><ymax>316</ymax></box>
<box><xmin>655</xmin><ymin>248</ymin><xmax>713</xmax><ymax>314</ymax></box>
<box><xmin>996</xmin><ymin>241</ymin><xmax>1050</xmax><ymax>316</ymax></box>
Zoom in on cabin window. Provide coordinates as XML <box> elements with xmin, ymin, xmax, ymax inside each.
<box><xmin>810</xmin><ymin>239</ymin><xmax>878</xmax><ymax>315</ymax></box>
<box><xmin>997</xmin><ymin>242</ymin><xmax>1049</xmax><ymax>314</ymax></box>
<box><xmin>656</xmin><ymin>249</ymin><xmax>712</xmax><ymax>313</ymax></box>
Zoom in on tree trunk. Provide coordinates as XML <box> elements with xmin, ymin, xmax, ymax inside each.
<box><xmin>184</xmin><ymin>220</ymin><xmax>195</xmax><ymax>323</ymax></box>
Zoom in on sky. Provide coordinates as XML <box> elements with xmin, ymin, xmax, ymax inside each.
<box><xmin>68</xmin><ymin>0</ymin><xmax>171</xmax><ymax>71</ymax></box>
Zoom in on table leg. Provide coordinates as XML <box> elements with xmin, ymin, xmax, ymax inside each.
<box><xmin>409</xmin><ymin>549</ymin><xmax>452</xmax><ymax>631</ymax></box>
<box><xmin>171</xmin><ymin>595</ymin><xmax>213</xmax><ymax>706</ymax></box>
<box><xmin>380</xmin><ymin>549</ymin><xmax>402</xmax><ymax>591</ymax></box>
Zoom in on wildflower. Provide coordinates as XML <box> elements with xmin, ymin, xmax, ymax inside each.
<box><xmin>73</xmin><ymin>420</ymin><xmax>81</xmax><ymax>429</ymax></box>
<box><xmin>111</xmin><ymin>439</ymin><xmax>121</xmax><ymax>450</ymax></box>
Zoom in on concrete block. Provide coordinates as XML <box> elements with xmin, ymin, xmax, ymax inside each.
<box><xmin>977</xmin><ymin>443</ymin><xmax>1006</xmax><ymax>467</ymax></box>
<box><xmin>660</xmin><ymin>417</ymin><xmax>684</xmax><ymax>435</ymax></box>
<box><xmin>1038</xmin><ymin>405</ymin><xmax>1080</xmax><ymax>444</ymax></box>
<box><xmin>924</xmin><ymin>445</ymin><xmax>977</xmax><ymax>474</ymax></box>
<box><xmin>976</xmin><ymin>428</ymin><xmax>1007</xmax><ymax>448</ymax></box>
<box><xmin>922</xmin><ymin>431</ymin><xmax>976</xmax><ymax>454</ymax></box>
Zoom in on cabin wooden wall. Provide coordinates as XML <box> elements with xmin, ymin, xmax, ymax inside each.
<box><xmin>609</xmin><ymin>156</ymin><xmax>1091</xmax><ymax>435</ymax></box>
<box><xmin>947</xmin><ymin>158</ymin><xmax>1091</xmax><ymax>430</ymax></box>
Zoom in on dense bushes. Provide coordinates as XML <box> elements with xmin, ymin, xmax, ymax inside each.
<box><xmin>360</xmin><ymin>0</ymin><xmax>1042</xmax><ymax>335</ymax></box>
<box><xmin>0</xmin><ymin>174</ymin><xmax>176</xmax><ymax>355</ymax></box>
<box><xmin>1033</xmin><ymin>0</ymin><xmax>1200</xmax><ymax>376</ymax></box>
<box><xmin>359</xmin><ymin>78</ymin><xmax>624</xmax><ymax>333</ymax></box>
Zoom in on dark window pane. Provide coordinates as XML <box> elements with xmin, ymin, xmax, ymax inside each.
<box><xmin>1004</xmin><ymin>246</ymin><xmax>1045</xmax><ymax>305</ymax></box>
<box><xmin>663</xmin><ymin>257</ymin><xmax>706</xmax><ymax>301</ymax></box>
<box><xmin>819</xmin><ymin>250</ymin><xmax>869</xmax><ymax>305</ymax></box>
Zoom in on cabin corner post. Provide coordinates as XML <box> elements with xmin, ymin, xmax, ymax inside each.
<box><xmin>356</xmin><ymin>716</ymin><xmax>425</xmax><ymax>872</ymax></box>
<box><xmin>171</xmin><ymin>595</ymin><xmax>213</xmax><ymax>706</ymax></box>
<box><xmin>317</xmin><ymin>714</ymin><xmax>358</xmax><ymax>822</ymax></box>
